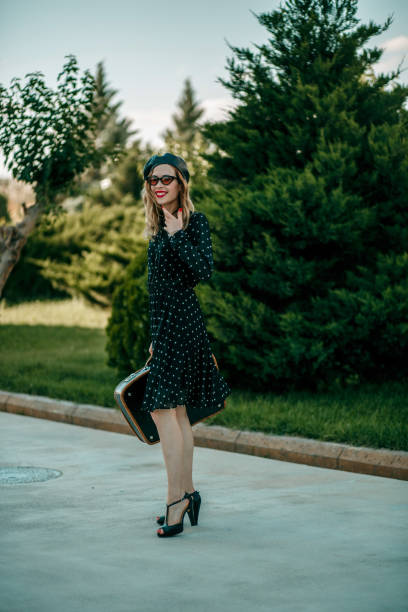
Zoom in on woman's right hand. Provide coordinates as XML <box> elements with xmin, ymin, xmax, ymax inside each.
<box><xmin>149</xmin><ymin>342</ymin><xmax>153</xmax><ymax>356</ymax></box>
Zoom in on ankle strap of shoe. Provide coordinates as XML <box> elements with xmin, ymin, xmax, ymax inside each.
<box><xmin>167</xmin><ymin>497</ymin><xmax>185</xmax><ymax>508</ymax></box>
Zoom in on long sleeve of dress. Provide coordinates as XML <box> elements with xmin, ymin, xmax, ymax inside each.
<box><xmin>168</xmin><ymin>212</ymin><xmax>213</xmax><ymax>283</ymax></box>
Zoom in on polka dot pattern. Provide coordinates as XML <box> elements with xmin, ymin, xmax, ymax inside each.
<box><xmin>140</xmin><ymin>211</ymin><xmax>231</xmax><ymax>424</ymax></box>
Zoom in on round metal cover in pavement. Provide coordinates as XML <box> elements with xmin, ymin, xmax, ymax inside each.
<box><xmin>0</xmin><ymin>466</ymin><xmax>63</xmax><ymax>485</ymax></box>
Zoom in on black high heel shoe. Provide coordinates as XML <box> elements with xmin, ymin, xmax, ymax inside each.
<box><xmin>187</xmin><ymin>490</ymin><xmax>201</xmax><ymax>526</ymax></box>
<box><xmin>156</xmin><ymin>490</ymin><xmax>201</xmax><ymax>527</ymax></box>
<box><xmin>156</xmin><ymin>496</ymin><xmax>190</xmax><ymax>538</ymax></box>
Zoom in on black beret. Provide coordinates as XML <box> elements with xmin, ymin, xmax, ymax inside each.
<box><xmin>143</xmin><ymin>152</ymin><xmax>190</xmax><ymax>183</ymax></box>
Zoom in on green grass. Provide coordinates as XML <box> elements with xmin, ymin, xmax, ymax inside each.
<box><xmin>209</xmin><ymin>383</ymin><xmax>408</xmax><ymax>451</ymax></box>
<box><xmin>0</xmin><ymin>324</ymin><xmax>117</xmax><ymax>408</ymax></box>
<box><xmin>0</xmin><ymin>299</ymin><xmax>407</xmax><ymax>451</ymax></box>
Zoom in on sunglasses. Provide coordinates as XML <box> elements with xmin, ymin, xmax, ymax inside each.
<box><xmin>146</xmin><ymin>175</ymin><xmax>179</xmax><ymax>186</ymax></box>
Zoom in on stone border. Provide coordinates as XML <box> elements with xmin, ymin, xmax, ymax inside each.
<box><xmin>0</xmin><ymin>390</ymin><xmax>407</xmax><ymax>481</ymax></box>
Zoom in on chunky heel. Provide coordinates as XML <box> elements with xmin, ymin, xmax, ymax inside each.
<box><xmin>186</xmin><ymin>490</ymin><xmax>201</xmax><ymax>526</ymax></box>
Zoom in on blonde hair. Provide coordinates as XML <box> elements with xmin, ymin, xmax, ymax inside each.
<box><xmin>142</xmin><ymin>166</ymin><xmax>195</xmax><ymax>240</ymax></box>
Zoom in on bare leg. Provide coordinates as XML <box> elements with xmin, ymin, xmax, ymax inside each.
<box><xmin>150</xmin><ymin>408</ymin><xmax>190</xmax><ymax>527</ymax></box>
<box><xmin>175</xmin><ymin>404</ymin><xmax>195</xmax><ymax>494</ymax></box>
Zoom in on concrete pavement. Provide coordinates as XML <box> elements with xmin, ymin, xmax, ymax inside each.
<box><xmin>0</xmin><ymin>411</ymin><xmax>407</xmax><ymax>612</ymax></box>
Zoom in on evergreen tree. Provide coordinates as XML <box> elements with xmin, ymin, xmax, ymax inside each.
<box><xmin>109</xmin><ymin>139</ymin><xmax>145</xmax><ymax>201</ymax></box>
<box><xmin>15</xmin><ymin>200</ymin><xmax>146</xmax><ymax>307</ymax></box>
<box><xmin>163</xmin><ymin>77</ymin><xmax>204</xmax><ymax>147</ymax></box>
<box><xmin>77</xmin><ymin>60</ymin><xmax>137</xmax><ymax>189</ymax></box>
<box><xmin>93</xmin><ymin>61</ymin><xmax>135</xmax><ymax>151</ymax></box>
<box><xmin>162</xmin><ymin>77</ymin><xmax>210</xmax><ymax>187</ymax></box>
<box><xmin>197</xmin><ymin>0</ymin><xmax>408</xmax><ymax>391</ymax></box>
<box><xmin>83</xmin><ymin>138</ymin><xmax>151</xmax><ymax>208</ymax></box>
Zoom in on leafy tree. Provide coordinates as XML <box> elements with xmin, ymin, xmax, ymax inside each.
<box><xmin>198</xmin><ymin>0</ymin><xmax>408</xmax><ymax>391</ymax></box>
<box><xmin>1</xmin><ymin>141</ymin><xmax>152</xmax><ymax>305</ymax></box>
<box><xmin>0</xmin><ymin>54</ymin><xmax>118</xmax><ymax>296</ymax></box>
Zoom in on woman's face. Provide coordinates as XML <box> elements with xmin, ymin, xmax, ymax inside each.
<box><xmin>148</xmin><ymin>163</ymin><xmax>181</xmax><ymax>213</ymax></box>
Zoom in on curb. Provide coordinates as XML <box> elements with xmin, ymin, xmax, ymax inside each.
<box><xmin>0</xmin><ymin>390</ymin><xmax>407</xmax><ymax>481</ymax></box>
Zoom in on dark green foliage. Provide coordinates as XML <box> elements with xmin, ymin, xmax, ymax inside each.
<box><xmin>3</xmin><ymin>200</ymin><xmax>146</xmax><ymax>306</ymax></box>
<box><xmin>202</xmin><ymin>0</ymin><xmax>400</xmax><ymax>184</ymax></box>
<box><xmin>198</xmin><ymin>0</ymin><xmax>408</xmax><ymax>392</ymax></box>
<box><xmin>105</xmin><ymin>249</ymin><xmax>150</xmax><ymax>375</ymax></box>
<box><xmin>1</xmin><ymin>257</ymin><xmax>70</xmax><ymax>303</ymax></box>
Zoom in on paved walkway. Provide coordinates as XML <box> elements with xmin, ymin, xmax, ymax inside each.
<box><xmin>0</xmin><ymin>411</ymin><xmax>407</xmax><ymax>612</ymax></box>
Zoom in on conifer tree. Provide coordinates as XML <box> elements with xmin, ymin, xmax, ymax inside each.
<box><xmin>198</xmin><ymin>0</ymin><xmax>408</xmax><ymax>391</ymax></box>
<box><xmin>20</xmin><ymin>200</ymin><xmax>146</xmax><ymax>307</ymax></box>
<box><xmin>162</xmin><ymin>77</ymin><xmax>209</xmax><ymax>186</ymax></box>
<box><xmin>93</xmin><ymin>61</ymin><xmax>135</xmax><ymax>150</ymax></box>
<box><xmin>78</xmin><ymin>60</ymin><xmax>137</xmax><ymax>187</ymax></box>
<box><xmin>163</xmin><ymin>77</ymin><xmax>204</xmax><ymax>147</ymax></box>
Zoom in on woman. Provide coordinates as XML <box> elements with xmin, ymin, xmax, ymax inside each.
<box><xmin>140</xmin><ymin>152</ymin><xmax>231</xmax><ymax>538</ymax></box>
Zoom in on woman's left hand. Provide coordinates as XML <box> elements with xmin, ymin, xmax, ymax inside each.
<box><xmin>162</xmin><ymin>206</ymin><xmax>183</xmax><ymax>236</ymax></box>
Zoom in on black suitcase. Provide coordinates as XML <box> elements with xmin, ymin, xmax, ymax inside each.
<box><xmin>114</xmin><ymin>355</ymin><xmax>158</xmax><ymax>444</ymax></box>
<box><xmin>114</xmin><ymin>353</ymin><xmax>226</xmax><ymax>445</ymax></box>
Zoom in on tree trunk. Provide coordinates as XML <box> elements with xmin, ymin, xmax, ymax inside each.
<box><xmin>0</xmin><ymin>201</ymin><xmax>44</xmax><ymax>297</ymax></box>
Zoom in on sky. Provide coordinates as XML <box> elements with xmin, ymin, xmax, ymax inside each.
<box><xmin>1</xmin><ymin>0</ymin><xmax>408</xmax><ymax>177</ymax></box>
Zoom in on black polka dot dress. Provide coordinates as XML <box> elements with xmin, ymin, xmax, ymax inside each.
<box><xmin>140</xmin><ymin>209</ymin><xmax>231</xmax><ymax>424</ymax></box>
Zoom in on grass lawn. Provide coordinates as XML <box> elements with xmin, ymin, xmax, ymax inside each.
<box><xmin>0</xmin><ymin>299</ymin><xmax>407</xmax><ymax>451</ymax></box>
<box><xmin>0</xmin><ymin>298</ymin><xmax>116</xmax><ymax>408</ymax></box>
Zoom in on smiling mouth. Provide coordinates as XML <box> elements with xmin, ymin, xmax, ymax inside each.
<box><xmin>155</xmin><ymin>191</ymin><xmax>167</xmax><ymax>197</ymax></box>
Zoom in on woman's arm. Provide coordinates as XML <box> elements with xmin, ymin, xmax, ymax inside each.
<box><xmin>168</xmin><ymin>212</ymin><xmax>214</xmax><ymax>282</ymax></box>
